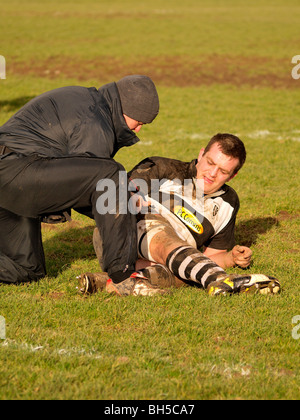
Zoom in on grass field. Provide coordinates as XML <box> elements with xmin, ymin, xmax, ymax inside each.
<box><xmin>0</xmin><ymin>0</ymin><xmax>300</xmax><ymax>400</ymax></box>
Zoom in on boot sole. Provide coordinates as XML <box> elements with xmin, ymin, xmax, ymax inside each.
<box><xmin>208</xmin><ymin>276</ymin><xmax>281</xmax><ymax>296</ymax></box>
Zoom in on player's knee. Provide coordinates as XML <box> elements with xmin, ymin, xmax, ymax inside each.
<box><xmin>96</xmin><ymin>160</ymin><xmax>125</xmax><ymax>181</ymax></box>
<box><xmin>152</xmin><ymin>236</ymin><xmax>188</xmax><ymax>264</ymax></box>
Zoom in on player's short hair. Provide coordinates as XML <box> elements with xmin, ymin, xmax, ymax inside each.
<box><xmin>204</xmin><ymin>133</ymin><xmax>246</xmax><ymax>174</ymax></box>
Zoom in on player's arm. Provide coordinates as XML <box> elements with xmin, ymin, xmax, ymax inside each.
<box><xmin>203</xmin><ymin>245</ymin><xmax>252</xmax><ymax>269</ymax></box>
<box><xmin>128</xmin><ymin>157</ymin><xmax>173</xmax><ymax>211</ymax></box>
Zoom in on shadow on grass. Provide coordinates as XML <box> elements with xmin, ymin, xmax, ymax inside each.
<box><xmin>235</xmin><ymin>217</ymin><xmax>278</xmax><ymax>248</ymax></box>
<box><xmin>43</xmin><ymin>225</ymin><xmax>96</xmax><ymax>277</ymax></box>
<box><xmin>0</xmin><ymin>96</ymin><xmax>35</xmax><ymax>113</ymax></box>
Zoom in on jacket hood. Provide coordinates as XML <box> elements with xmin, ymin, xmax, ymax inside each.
<box><xmin>98</xmin><ymin>82</ymin><xmax>140</xmax><ymax>156</ymax></box>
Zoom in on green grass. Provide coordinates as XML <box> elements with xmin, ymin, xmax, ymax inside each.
<box><xmin>0</xmin><ymin>0</ymin><xmax>300</xmax><ymax>400</ymax></box>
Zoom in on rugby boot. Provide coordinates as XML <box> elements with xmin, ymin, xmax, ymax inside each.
<box><xmin>106</xmin><ymin>271</ymin><xmax>170</xmax><ymax>297</ymax></box>
<box><xmin>77</xmin><ymin>272</ymin><xmax>109</xmax><ymax>295</ymax></box>
<box><xmin>207</xmin><ymin>273</ymin><xmax>281</xmax><ymax>296</ymax></box>
<box><xmin>93</xmin><ymin>229</ymin><xmax>186</xmax><ymax>289</ymax></box>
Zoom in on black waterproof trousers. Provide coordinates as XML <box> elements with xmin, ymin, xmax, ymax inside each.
<box><xmin>0</xmin><ymin>155</ymin><xmax>137</xmax><ymax>283</ymax></box>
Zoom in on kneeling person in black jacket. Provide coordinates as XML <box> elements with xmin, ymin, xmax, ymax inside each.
<box><xmin>0</xmin><ymin>75</ymin><xmax>159</xmax><ymax>286</ymax></box>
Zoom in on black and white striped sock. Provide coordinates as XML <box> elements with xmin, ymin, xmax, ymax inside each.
<box><xmin>166</xmin><ymin>246</ymin><xmax>226</xmax><ymax>289</ymax></box>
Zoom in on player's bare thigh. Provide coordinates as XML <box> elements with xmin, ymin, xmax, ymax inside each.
<box><xmin>137</xmin><ymin>214</ymin><xmax>188</xmax><ymax>266</ymax></box>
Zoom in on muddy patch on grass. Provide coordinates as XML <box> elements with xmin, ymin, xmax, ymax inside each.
<box><xmin>10</xmin><ymin>54</ymin><xmax>297</xmax><ymax>89</ymax></box>
<box><xmin>276</xmin><ymin>210</ymin><xmax>300</xmax><ymax>222</ymax></box>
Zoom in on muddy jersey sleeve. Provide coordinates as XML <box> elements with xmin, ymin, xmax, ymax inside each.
<box><xmin>128</xmin><ymin>157</ymin><xmax>160</xmax><ymax>189</ymax></box>
<box><xmin>128</xmin><ymin>156</ymin><xmax>192</xmax><ymax>195</ymax></box>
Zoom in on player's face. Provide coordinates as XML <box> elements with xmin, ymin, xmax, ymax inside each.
<box><xmin>196</xmin><ymin>142</ymin><xmax>239</xmax><ymax>194</ymax></box>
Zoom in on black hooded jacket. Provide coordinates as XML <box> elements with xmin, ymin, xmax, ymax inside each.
<box><xmin>0</xmin><ymin>82</ymin><xmax>140</xmax><ymax>159</ymax></box>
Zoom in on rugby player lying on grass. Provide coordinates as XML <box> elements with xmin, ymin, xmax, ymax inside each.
<box><xmin>79</xmin><ymin>133</ymin><xmax>280</xmax><ymax>297</ymax></box>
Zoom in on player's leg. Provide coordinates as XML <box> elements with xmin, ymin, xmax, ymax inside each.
<box><xmin>81</xmin><ymin>214</ymin><xmax>280</xmax><ymax>296</ymax></box>
<box><xmin>81</xmin><ymin>215</ymin><xmax>224</xmax><ymax>294</ymax></box>
<box><xmin>78</xmin><ymin>217</ymin><xmax>180</xmax><ymax>295</ymax></box>
<box><xmin>144</xmin><ymin>223</ymin><xmax>226</xmax><ymax>289</ymax></box>
<box><xmin>141</xmin><ymin>218</ymin><xmax>280</xmax><ymax>296</ymax></box>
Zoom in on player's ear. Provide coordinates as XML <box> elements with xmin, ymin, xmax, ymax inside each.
<box><xmin>229</xmin><ymin>171</ymin><xmax>238</xmax><ymax>181</ymax></box>
<box><xmin>197</xmin><ymin>148</ymin><xmax>205</xmax><ymax>161</ymax></box>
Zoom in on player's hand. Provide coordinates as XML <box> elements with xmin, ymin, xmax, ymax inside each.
<box><xmin>232</xmin><ymin>245</ymin><xmax>252</xmax><ymax>268</ymax></box>
<box><xmin>129</xmin><ymin>192</ymin><xmax>151</xmax><ymax>214</ymax></box>
<box><xmin>136</xmin><ymin>194</ymin><xmax>151</xmax><ymax>211</ymax></box>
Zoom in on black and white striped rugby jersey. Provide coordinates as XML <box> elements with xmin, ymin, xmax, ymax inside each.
<box><xmin>128</xmin><ymin>156</ymin><xmax>240</xmax><ymax>250</ymax></box>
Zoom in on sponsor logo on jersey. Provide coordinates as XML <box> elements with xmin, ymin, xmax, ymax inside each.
<box><xmin>174</xmin><ymin>206</ymin><xmax>203</xmax><ymax>234</ymax></box>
